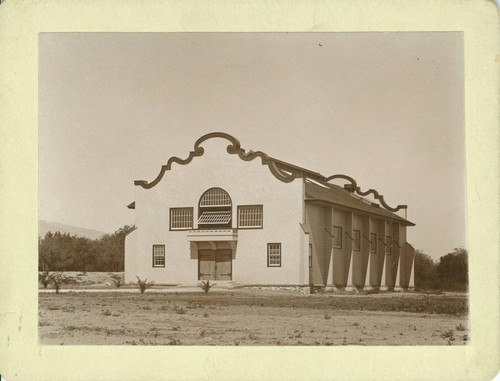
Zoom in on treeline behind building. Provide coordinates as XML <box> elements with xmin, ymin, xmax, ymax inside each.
<box><xmin>415</xmin><ymin>247</ymin><xmax>468</xmax><ymax>291</ymax></box>
<box><xmin>38</xmin><ymin>225</ymin><xmax>135</xmax><ymax>272</ymax></box>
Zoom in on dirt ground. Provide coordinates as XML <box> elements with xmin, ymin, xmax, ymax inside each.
<box><xmin>38</xmin><ymin>289</ymin><xmax>469</xmax><ymax>346</ymax></box>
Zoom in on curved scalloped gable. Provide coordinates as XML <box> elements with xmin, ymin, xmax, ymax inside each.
<box><xmin>133</xmin><ymin>132</ymin><xmax>321</xmax><ymax>189</ymax></box>
<box><xmin>133</xmin><ymin>132</ymin><xmax>409</xmax><ymax>219</ymax></box>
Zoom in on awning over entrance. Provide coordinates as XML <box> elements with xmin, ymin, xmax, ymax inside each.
<box><xmin>197</xmin><ymin>211</ymin><xmax>232</xmax><ymax>225</ymax></box>
<box><xmin>187</xmin><ymin>228</ymin><xmax>238</xmax><ymax>242</ymax></box>
<box><xmin>187</xmin><ymin>229</ymin><xmax>238</xmax><ymax>258</ymax></box>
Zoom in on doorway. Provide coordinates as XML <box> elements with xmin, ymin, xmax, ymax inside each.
<box><xmin>198</xmin><ymin>249</ymin><xmax>232</xmax><ymax>280</ymax></box>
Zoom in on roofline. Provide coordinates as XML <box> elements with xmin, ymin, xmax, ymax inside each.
<box><xmin>133</xmin><ymin>132</ymin><xmax>409</xmax><ymax>215</ymax></box>
<box><xmin>304</xmin><ymin>198</ymin><xmax>415</xmax><ymax>226</ymax></box>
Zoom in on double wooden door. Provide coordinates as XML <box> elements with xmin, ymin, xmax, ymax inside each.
<box><xmin>198</xmin><ymin>249</ymin><xmax>232</xmax><ymax>281</ymax></box>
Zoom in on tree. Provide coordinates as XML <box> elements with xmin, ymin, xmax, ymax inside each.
<box><xmin>437</xmin><ymin>248</ymin><xmax>468</xmax><ymax>290</ymax></box>
<box><xmin>414</xmin><ymin>249</ymin><xmax>439</xmax><ymax>290</ymax></box>
<box><xmin>38</xmin><ymin>225</ymin><xmax>136</xmax><ymax>272</ymax></box>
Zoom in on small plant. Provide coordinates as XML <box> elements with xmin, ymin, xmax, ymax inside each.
<box><xmin>309</xmin><ymin>285</ymin><xmax>316</xmax><ymax>294</ymax></box>
<box><xmin>324</xmin><ymin>312</ymin><xmax>331</xmax><ymax>320</ymax></box>
<box><xmin>203</xmin><ymin>312</ymin><xmax>209</xmax><ymax>318</ymax></box>
<box><xmin>440</xmin><ymin>330</ymin><xmax>455</xmax><ymax>339</ymax></box>
<box><xmin>456</xmin><ymin>323</ymin><xmax>466</xmax><ymax>331</ymax></box>
<box><xmin>352</xmin><ymin>322</ymin><xmax>359</xmax><ymax>326</ymax></box>
<box><xmin>168</xmin><ymin>338</ymin><xmax>182</xmax><ymax>345</ymax></box>
<box><xmin>102</xmin><ymin>309</ymin><xmax>111</xmax><ymax>316</ymax></box>
<box><xmin>198</xmin><ymin>280</ymin><xmax>215</xmax><ymax>294</ymax></box>
<box><xmin>111</xmin><ymin>274</ymin><xmax>123</xmax><ymax>288</ymax></box>
<box><xmin>49</xmin><ymin>272</ymin><xmax>68</xmax><ymax>294</ymax></box>
<box><xmin>234</xmin><ymin>339</ymin><xmax>240</xmax><ymax>346</ymax></box>
<box><xmin>136</xmin><ymin>276</ymin><xmax>154</xmax><ymax>293</ymax></box>
<box><xmin>175</xmin><ymin>307</ymin><xmax>186</xmax><ymax>315</ymax></box>
<box><xmin>39</xmin><ymin>270</ymin><xmax>50</xmax><ymax>289</ymax></box>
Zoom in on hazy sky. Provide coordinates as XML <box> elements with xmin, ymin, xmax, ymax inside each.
<box><xmin>39</xmin><ymin>33</ymin><xmax>465</xmax><ymax>260</ymax></box>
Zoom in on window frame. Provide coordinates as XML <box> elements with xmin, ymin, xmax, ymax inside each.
<box><xmin>267</xmin><ymin>243</ymin><xmax>282</xmax><ymax>267</ymax></box>
<box><xmin>152</xmin><ymin>244</ymin><xmax>165</xmax><ymax>268</ymax></box>
<box><xmin>385</xmin><ymin>235</ymin><xmax>392</xmax><ymax>255</ymax></box>
<box><xmin>353</xmin><ymin>230</ymin><xmax>361</xmax><ymax>251</ymax></box>
<box><xmin>169</xmin><ymin>207</ymin><xmax>194</xmax><ymax>231</ymax></box>
<box><xmin>237</xmin><ymin>204</ymin><xmax>264</xmax><ymax>229</ymax></box>
<box><xmin>333</xmin><ymin>226</ymin><xmax>343</xmax><ymax>249</ymax></box>
<box><xmin>370</xmin><ymin>233</ymin><xmax>377</xmax><ymax>253</ymax></box>
<box><xmin>309</xmin><ymin>243</ymin><xmax>313</xmax><ymax>268</ymax></box>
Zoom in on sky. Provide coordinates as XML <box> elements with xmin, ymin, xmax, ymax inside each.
<box><xmin>38</xmin><ymin>33</ymin><xmax>465</xmax><ymax>260</ymax></box>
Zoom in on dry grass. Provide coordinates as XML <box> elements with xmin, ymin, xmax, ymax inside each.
<box><xmin>38</xmin><ymin>290</ymin><xmax>469</xmax><ymax>346</ymax></box>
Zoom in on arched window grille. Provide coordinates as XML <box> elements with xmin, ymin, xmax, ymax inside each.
<box><xmin>199</xmin><ymin>188</ymin><xmax>232</xmax><ymax>207</ymax></box>
<box><xmin>198</xmin><ymin>188</ymin><xmax>232</xmax><ymax>228</ymax></box>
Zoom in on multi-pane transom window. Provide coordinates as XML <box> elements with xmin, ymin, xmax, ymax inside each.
<box><xmin>152</xmin><ymin>245</ymin><xmax>165</xmax><ymax>267</ymax></box>
<box><xmin>333</xmin><ymin>226</ymin><xmax>342</xmax><ymax>248</ymax></box>
<box><xmin>353</xmin><ymin>230</ymin><xmax>361</xmax><ymax>251</ymax></box>
<box><xmin>267</xmin><ymin>243</ymin><xmax>281</xmax><ymax>267</ymax></box>
<box><xmin>238</xmin><ymin>205</ymin><xmax>263</xmax><ymax>228</ymax></box>
<box><xmin>170</xmin><ymin>208</ymin><xmax>193</xmax><ymax>230</ymax></box>
<box><xmin>370</xmin><ymin>233</ymin><xmax>377</xmax><ymax>253</ymax></box>
<box><xmin>199</xmin><ymin>188</ymin><xmax>231</xmax><ymax>207</ymax></box>
<box><xmin>385</xmin><ymin>236</ymin><xmax>392</xmax><ymax>255</ymax></box>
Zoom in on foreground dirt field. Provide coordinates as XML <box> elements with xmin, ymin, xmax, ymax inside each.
<box><xmin>39</xmin><ymin>290</ymin><xmax>469</xmax><ymax>345</ymax></box>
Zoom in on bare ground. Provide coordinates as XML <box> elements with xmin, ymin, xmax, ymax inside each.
<box><xmin>38</xmin><ymin>289</ymin><xmax>469</xmax><ymax>346</ymax></box>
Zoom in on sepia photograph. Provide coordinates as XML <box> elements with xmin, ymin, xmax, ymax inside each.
<box><xmin>1</xmin><ymin>1</ymin><xmax>499</xmax><ymax>380</ymax></box>
<box><xmin>37</xmin><ymin>32</ymin><xmax>469</xmax><ymax>346</ymax></box>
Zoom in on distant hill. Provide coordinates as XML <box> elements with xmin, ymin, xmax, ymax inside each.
<box><xmin>39</xmin><ymin>220</ymin><xmax>107</xmax><ymax>240</ymax></box>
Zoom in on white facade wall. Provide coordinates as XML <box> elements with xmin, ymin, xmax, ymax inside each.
<box><xmin>125</xmin><ymin>138</ymin><xmax>304</xmax><ymax>285</ymax></box>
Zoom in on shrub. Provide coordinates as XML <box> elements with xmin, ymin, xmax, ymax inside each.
<box><xmin>49</xmin><ymin>272</ymin><xmax>68</xmax><ymax>294</ymax></box>
<box><xmin>136</xmin><ymin>276</ymin><xmax>154</xmax><ymax>293</ymax></box>
<box><xmin>198</xmin><ymin>280</ymin><xmax>215</xmax><ymax>294</ymax></box>
<box><xmin>39</xmin><ymin>270</ymin><xmax>50</xmax><ymax>289</ymax></box>
<box><xmin>456</xmin><ymin>323</ymin><xmax>466</xmax><ymax>331</ymax></box>
<box><xmin>110</xmin><ymin>274</ymin><xmax>123</xmax><ymax>288</ymax></box>
<box><xmin>440</xmin><ymin>330</ymin><xmax>455</xmax><ymax>339</ymax></box>
<box><xmin>324</xmin><ymin>312</ymin><xmax>331</xmax><ymax>320</ymax></box>
<box><xmin>175</xmin><ymin>307</ymin><xmax>186</xmax><ymax>315</ymax></box>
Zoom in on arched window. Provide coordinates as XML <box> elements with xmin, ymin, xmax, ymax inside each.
<box><xmin>198</xmin><ymin>188</ymin><xmax>232</xmax><ymax>228</ymax></box>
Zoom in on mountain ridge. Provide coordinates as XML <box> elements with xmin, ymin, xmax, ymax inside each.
<box><xmin>39</xmin><ymin>220</ymin><xmax>108</xmax><ymax>240</ymax></box>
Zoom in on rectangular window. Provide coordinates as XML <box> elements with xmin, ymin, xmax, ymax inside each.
<box><xmin>370</xmin><ymin>233</ymin><xmax>377</xmax><ymax>253</ymax></box>
<box><xmin>238</xmin><ymin>205</ymin><xmax>263</xmax><ymax>228</ymax></box>
<box><xmin>170</xmin><ymin>208</ymin><xmax>193</xmax><ymax>230</ymax></box>
<box><xmin>152</xmin><ymin>245</ymin><xmax>165</xmax><ymax>267</ymax></box>
<box><xmin>353</xmin><ymin>230</ymin><xmax>361</xmax><ymax>251</ymax></box>
<box><xmin>333</xmin><ymin>226</ymin><xmax>342</xmax><ymax>248</ymax></box>
<box><xmin>386</xmin><ymin>236</ymin><xmax>392</xmax><ymax>255</ymax></box>
<box><xmin>267</xmin><ymin>243</ymin><xmax>281</xmax><ymax>267</ymax></box>
<box><xmin>309</xmin><ymin>243</ymin><xmax>313</xmax><ymax>268</ymax></box>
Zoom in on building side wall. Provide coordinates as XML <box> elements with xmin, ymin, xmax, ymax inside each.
<box><xmin>126</xmin><ymin>138</ymin><xmax>304</xmax><ymax>285</ymax></box>
<box><xmin>124</xmin><ymin>228</ymin><xmax>138</xmax><ymax>283</ymax></box>
<box><xmin>331</xmin><ymin>208</ymin><xmax>346</xmax><ymax>287</ymax></box>
<box><xmin>351</xmin><ymin>214</ymin><xmax>364</xmax><ymax>286</ymax></box>
<box><xmin>305</xmin><ymin>204</ymin><xmax>328</xmax><ymax>286</ymax></box>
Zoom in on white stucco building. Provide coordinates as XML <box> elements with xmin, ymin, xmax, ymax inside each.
<box><xmin>125</xmin><ymin>132</ymin><xmax>415</xmax><ymax>290</ymax></box>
